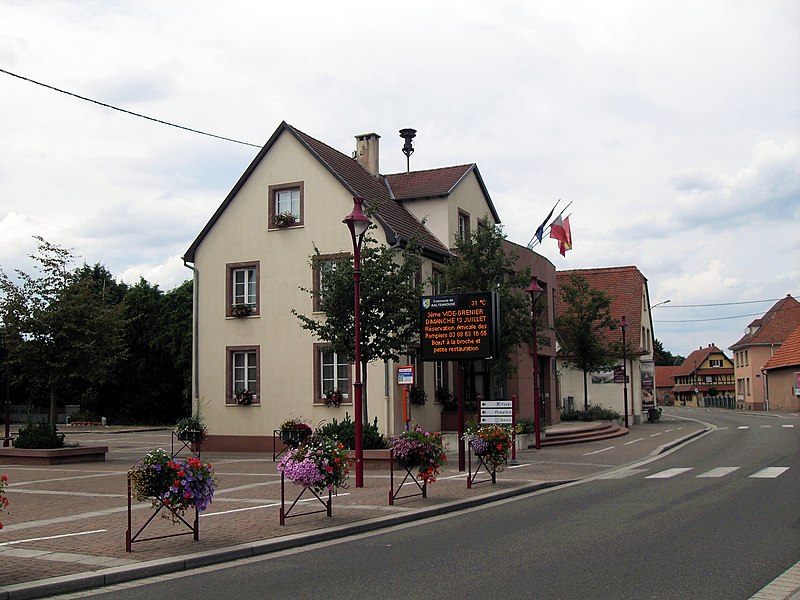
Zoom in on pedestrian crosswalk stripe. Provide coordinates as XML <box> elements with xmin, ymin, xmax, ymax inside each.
<box><xmin>697</xmin><ymin>467</ymin><xmax>740</xmax><ymax>478</ymax></box>
<box><xmin>597</xmin><ymin>468</ymin><xmax>648</xmax><ymax>479</ymax></box>
<box><xmin>645</xmin><ymin>468</ymin><xmax>694</xmax><ymax>479</ymax></box>
<box><xmin>749</xmin><ymin>467</ymin><xmax>790</xmax><ymax>478</ymax></box>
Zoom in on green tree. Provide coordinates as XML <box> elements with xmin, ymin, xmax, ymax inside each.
<box><xmin>0</xmin><ymin>237</ymin><xmax>126</xmax><ymax>428</ymax></box>
<box><xmin>438</xmin><ymin>219</ymin><xmax>532</xmax><ymax>392</ymax></box>
<box><xmin>654</xmin><ymin>338</ymin><xmax>684</xmax><ymax>366</ymax></box>
<box><xmin>293</xmin><ymin>233</ymin><xmax>424</xmax><ymax>423</ymax></box>
<box><xmin>555</xmin><ymin>273</ymin><xmax>617</xmax><ymax>410</ymax></box>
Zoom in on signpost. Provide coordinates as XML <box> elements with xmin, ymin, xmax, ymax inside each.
<box><xmin>396</xmin><ymin>366</ymin><xmax>414</xmax><ymax>430</ymax></box>
<box><xmin>480</xmin><ymin>400</ymin><xmax>512</xmax><ymax>424</ymax></box>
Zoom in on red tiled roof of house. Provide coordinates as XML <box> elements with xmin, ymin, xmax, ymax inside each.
<box><xmin>673</xmin><ymin>345</ymin><xmax>732</xmax><ymax>376</ymax></box>
<box><xmin>290</xmin><ymin>125</ymin><xmax>451</xmax><ymax>257</ymax></box>
<box><xmin>762</xmin><ymin>323</ymin><xmax>800</xmax><ymax>370</ymax></box>
<box><xmin>655</xmin><ymin>365</ymin><xmax>681</xmax><ymax>388</ymax></box>
<box><xmin>386</xmin><ymin>165</ymin><xmax>473</xmax><ymax>199</ymax></box>
<box><xmin>555</xmin><ymin>266</ymin><xmax>647</xmax><ymax>352</ymax></box>
<box><xmin>729</xmin><ymin>295</ymin><xmax>800</xmax><ymax>350</ymax></box>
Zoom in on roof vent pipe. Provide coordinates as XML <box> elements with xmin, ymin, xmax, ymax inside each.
<box><xmin>399</xmin><ymin>128</ymin><xmax>416</xmax><ymax>173</ymax></box>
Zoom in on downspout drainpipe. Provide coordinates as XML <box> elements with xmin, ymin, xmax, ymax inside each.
<box><xmin>183</xmin><ymin>259</ymin><xmax>200</xmax><ymax>404</ymax></box>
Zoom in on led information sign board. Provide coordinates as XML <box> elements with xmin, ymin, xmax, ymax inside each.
<box><xmin>420</xmin><ymin>292</ymin><xmax>498</xmax><ymax>362</ymax></box>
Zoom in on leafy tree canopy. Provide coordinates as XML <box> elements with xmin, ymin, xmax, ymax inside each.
<box><xmin>438</xmin><ymin>219</ymin><xmax>531</xmax><ymax>388</ymax></box>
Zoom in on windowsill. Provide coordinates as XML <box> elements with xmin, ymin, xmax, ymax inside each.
<box><xmin>226</xmin><ymin>314</ymin><xmax>260</xmax><ymax>319</ymax></box>
<box><xmin>268</xmin><ymin>224</ymin><xmax>304</xmax><ymax>231</ymax></box>
<box><xmin>227</xmin><ymin>403</ymin><xmax>261</xmax><ymax>407</ymax></box>
<box><xmin>313</xmin><ymin>402</ymin><xmax>353</xmax><ymax>407</ymax></box>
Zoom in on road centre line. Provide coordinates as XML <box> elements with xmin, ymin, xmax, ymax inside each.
<box><xmin>737</xmin><ymin>426</ymin><xmax>749</xmax><ymax>429</ymax></box>
<box><xmin>650</xmin><ymin>432</ymin><xmax>662</xmax><ymax>437</ymax></box>
<box><xmin>782</xmin><ymin>424</ymin><xmax>795</xmax><ymax>428</ymax></box>
<box><xmin>583</xmin><ymin>446</ymin><xmax>615</xmax><ymax>455</ymax></box>
<box><xmin>623</xmin><ymin>438</ymin><xmax>644</xmax><ymax>445</ymax></box>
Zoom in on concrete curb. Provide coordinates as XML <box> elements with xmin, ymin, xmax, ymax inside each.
<box><xmin>0</xmin><ymin>478</ymin><xmax>574</xmax><ymax>600</ymax></box>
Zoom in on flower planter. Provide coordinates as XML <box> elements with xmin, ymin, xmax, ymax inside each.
<box><xmin>177</xmin><ymin>430</ymin><xmax>204</xmax><ymax>443</ymax></box>
<box><xmin>0</xmin><ymin>446</ymin><xmax>108</xmax><ymax>465</ymax></box>
<box><xmin>280</xmin><ymin>428</ymin><xmax>310</xmax><ymax>447</ymax></box>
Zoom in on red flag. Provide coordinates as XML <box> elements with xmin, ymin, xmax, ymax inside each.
<box><xmin>558</xmin><ymin>216</ymin><xmax>572</xmax><ymax>256</ymax></box>
<box><xmin>549</xmin><ymin>215</ymin><xmax>568</xmax><ymax>244</ymax></box>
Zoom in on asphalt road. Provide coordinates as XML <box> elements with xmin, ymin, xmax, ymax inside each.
<box><xmin>66</xmin><ymin>408</ymin><xmax>799</xmax><ymax>600</ymax></box>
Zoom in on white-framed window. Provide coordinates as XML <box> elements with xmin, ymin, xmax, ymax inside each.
<box><xmin>233</xmin><ymin>267</ymin><xmax>257</xmax><ymax>305</ymax></box>
<box><xmin>226</xmin><ymin>345</ymin><xmax>260</xmax><ymax>405</ymax></box>
<box><xmin>457</xmin><ymin>209</ymin><xmax>470</xmax><ymax>240</ymax></box>
<box><xmin>226</xmin><ymin>261</ymin><xmax>260</xmax><ymax>317</ymax></box>
<box><xmin>268</xmin><ymin>181</ymin><xmax>304</xmax><ymax>229</ymax></box>
<box><xmin>313</xmin><ymin>253</ymin><xmax>347</xmax><ymax>311</ymax></box>
<box><xmin>710</xmin><ymin>359</ymin><xmax>722</xmax><ymax>368</ymax></box>
<box><xmin>313</xmin><ymin>344</ymin><xmax>351</xmax><ymax>404</ymax></box>
<box><xmin>435</xmin><ymin>361</ymin><xmax>447</xmax><ymax>392</ymax></box>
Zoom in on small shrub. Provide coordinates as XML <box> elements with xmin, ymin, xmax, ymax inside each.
<box><xmin>560</xmin><ymin>405</ymin><xmax>620</xmax><ymax>422</ymax></box>
<box><xmin>315</xmin><ymin>413</ymin><xmax>387</xmax><ymax>449</ymax></box>
<box><xmin>13</xmin><ymin>423</ymin><xmax>65</xmax><ymax>449</ymax></box>
<box><xmin>68</xmin><ymin>410</ymin><xmax>98</xmax><ymax>423</ymax></box>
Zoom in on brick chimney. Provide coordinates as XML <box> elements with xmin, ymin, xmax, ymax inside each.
<box><xmin>355</xmin><ymin>132</ymin><xmax>380</xmax><ymax>177</ymax></box>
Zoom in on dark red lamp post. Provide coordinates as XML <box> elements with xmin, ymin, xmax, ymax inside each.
<box><xmin>620</xmin><ymin>315</ymin><xmax>629</xmax><ymax>429</ymax></box>
<box><xmin>343</xmin><ymin>197</ymin><xmax>372</xmax><ymax>488</ymax></box>
<box><xmin>527</xmin><ymin>276</ymin><xmax>543</xmax><ymax>450</ymax></box>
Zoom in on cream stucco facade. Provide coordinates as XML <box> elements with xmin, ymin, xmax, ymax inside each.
<box><xmin>184</xmin><ymin>122</ymin><xmax>503</xmax><ymax>451</ymax></box>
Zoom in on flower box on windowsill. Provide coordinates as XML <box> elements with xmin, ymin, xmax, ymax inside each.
<box><xmin>273</xmin><ymin>211</ymin><xmax>297</xmax><ymax>229</ymax></box>
<box><xmin>231</xmin><ymin>304</ymin><xmax>253</xmax><ymax>318</ymax></box>
<box><xmin>235</xmin><ymin>390</ymin><xmax>255</xmax><ymax>405</ymax></box>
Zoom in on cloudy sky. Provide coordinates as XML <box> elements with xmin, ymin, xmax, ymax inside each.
<box><xmin>1</xmin><ymin>1</ymin><xmax>798</xmax><ymax>358</ymax></box>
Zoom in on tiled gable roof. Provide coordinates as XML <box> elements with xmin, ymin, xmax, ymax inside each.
<box><xmin>729</xmin><ymin>295</ymin><xmax>800</xmax><ymax>350</ymax></box>
<box><xmin>555</xmin><ymin>266</ymin><xmax>647</xmax><ymax>352</ymax></box>
<box><xmin>184</xmin><ymin>121</ymin><xmax>451</xmax><ymax>262</ymax></box>
<box><xmin>762</xmin><ymin>323</ymin><xmax>800</xmax><ymax>370</ymax></box>
<box><xmin>288</xmin><ymin>124</ymin><xmax>450</xmax><ymax>258</ymax></box>
<box><xmin>386</xmin><ymin>164</ymin><xmax>474</xmax><ymax>200</ymax></box>
<box><xmin>655</xmin><ymin>365</ymin><xmax>681</xmax><ymax>388</ymax></box>
<box><xmin>673</xmin><ymin>345</ymin><xmax>731</xmax><ymax>376</ymax></box>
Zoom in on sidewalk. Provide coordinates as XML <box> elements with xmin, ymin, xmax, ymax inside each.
<box><xmin>0</xmin><ymin>416</ymin><xmax>706</xmax><ymax>599</ymax></box>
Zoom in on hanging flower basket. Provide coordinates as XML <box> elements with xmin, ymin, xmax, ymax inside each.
<box><xmin>174</xmin><ymin>417</ymin><xmax>207</xmax><ymax>443</ymax></box>
<box><xmin>279</xmin><ymin>419</ymin><xmax>312</xmax><ymax>447</ymax></box>
<box><xmin>388</xmin><ymin>426</ymin><xmax>447</xmax><ymax>484</ymax></box>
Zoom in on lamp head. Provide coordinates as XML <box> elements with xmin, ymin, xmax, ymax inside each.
<box><xmin>527</xmin><ymin>276</ymin><xmax>543</xmax><ymax>299</ymax></box>
<box><xmin>620</xmin><ymin>315</ymin><xmax>628</xmax><ymax>329</ymax></box>
<box><xmin>343</xmin><ymin>197</ymin><xmax>372</xmax><ymax>241</ymax></box>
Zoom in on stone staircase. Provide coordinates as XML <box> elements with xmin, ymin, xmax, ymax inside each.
<box><xmin>540</xmin><ymin>421</ymin><xmax>629</xmax><ymax>447</ymax></box>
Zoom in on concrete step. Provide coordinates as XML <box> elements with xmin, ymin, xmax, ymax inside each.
<box><xmin>540</xmin><ymin>422</ymin><xmax>629</xmax><ymax>446</ymax></box>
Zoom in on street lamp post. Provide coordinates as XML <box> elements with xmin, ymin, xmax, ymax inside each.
<box><xmin>343</xmin><ymin>197</ymin><xmax>372</xmax><ymax>488</ymax></box>
<box><xmin>620</xmin><ymin>316</ymin><xmax>629</xmax><ymax>429</ymax></box>
<box><xmin>527</xmin><ymin>276</ymin><xmax>543</xmax><ymax>450</ymax></box>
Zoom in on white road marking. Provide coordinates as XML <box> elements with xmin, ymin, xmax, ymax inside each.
<box><xmin>597</xmin><ymin>469</ymin><xmax>648</xmax><ymax>479</ymax></box>
<box><xmin>717</xmin><ymin>427</ymin><xmax>729</xmax><ymax>430</ymax></box>
<box><xmin>749</xmin><ymin>467</ymin><xmax>789</xmax><ymax>478</ymax></box>
<box><xmin>0</xmin><ymin>529</ymin><xmax>107</xmax><ymax>547</ymax></box>
<box><xmin>583</xmin><ymin>446</ymin><xmax>615</xmax><ymax>456</ymax></box>
<box><xmin>759</xmin><ymin>425</ymin><xmax>772</xmax><ymax>428</ymax></box>
<box><xmin>737</xmin><ymin>426</ymin><xmax>750</xmax><ymax>429</ymax></box>
<box><xmin>697</xmin><ymin>467</ymin><xmax>740</xmax><ymax>478</ymax></box>
<box><xmin>650</xmin><ymin>433</ymin><xmax>663</xmax><ymax>437</ymax></box>
<box><xmin>782</xmin><ymin>424</ymin><xmax>795</xmax><ymax>428</ymax></box>
<box><xmin>623</xmin><ymin>438</ymin><xmax>644</xmax><ymax>445</ymax></box>
<box><xmin>645</xmin><ymin>468</ymin><xmax>694</xmax><ymax>479</ymax></box>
